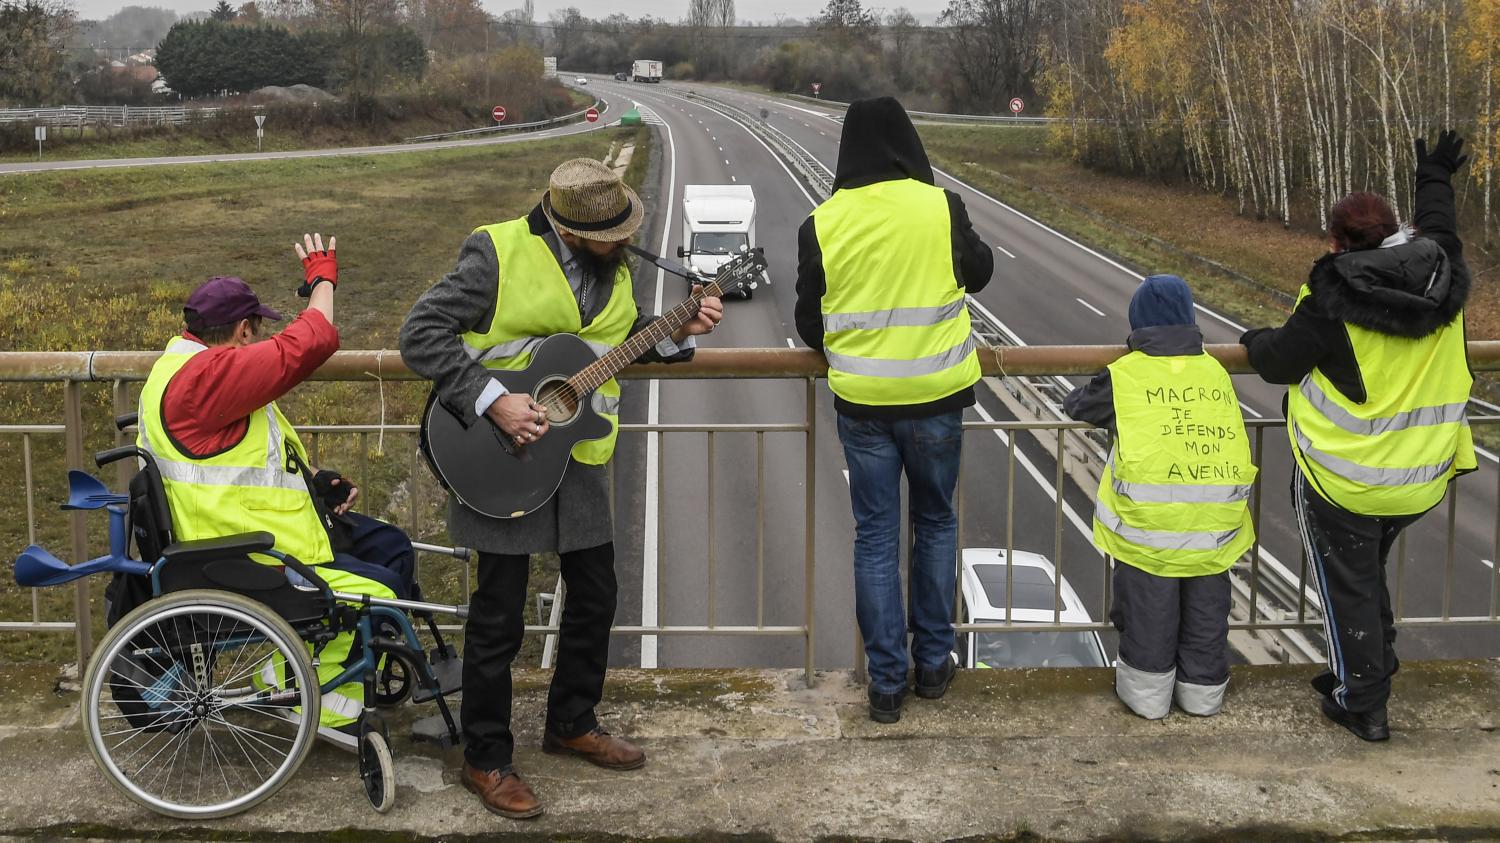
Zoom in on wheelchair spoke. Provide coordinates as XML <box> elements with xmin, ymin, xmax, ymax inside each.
<box><xmin>209</xmin><ymin>713</ymin><xmax>274</xmax><ymax>781</ymax></box>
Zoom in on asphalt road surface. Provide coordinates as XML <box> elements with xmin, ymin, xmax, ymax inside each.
<box><xmin>603</xmin><ymin>76</ymin><xmax>1500</xmax><ymax>669</ymax></box>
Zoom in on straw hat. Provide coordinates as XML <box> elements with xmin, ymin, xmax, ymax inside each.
<box><xmin>541</xmin><ymin>158</ymin><xmax>644</xmax><ymax>242</ymax></box>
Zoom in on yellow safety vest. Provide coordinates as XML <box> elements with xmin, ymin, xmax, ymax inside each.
<box><xmin>1094</xmin><ymin>350</ymin><xmax>1257</xmax><ymax>577</ymax></box>
<box><xmin>1286</xmin><ymin>285</ymin><xmax>1476</xmax><ymax>516</ymax></box>
<box><xmin>138</xmin><ymin>338</ymin><xmax>333</xmax><ymax>566</ymax></box>
<box><xmin>812</xmin><ymin>179</ymin><xmax>980</xmax><ymax>406</ymax></box>
<box><xmin>463</xmin><ymin>218</ymin><xmax>636</xmax><ymax>465</ymax></box>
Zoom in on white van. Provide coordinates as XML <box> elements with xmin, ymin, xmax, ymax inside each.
<box><xmin>958</xmin><ymin>548</ymin><xmax>1109</xmax><ymax>669</ymax></box>
<box><xmin>678</xmin><ymin>184</ymin><xmax>761</xmax><ymax>300</ymax></box>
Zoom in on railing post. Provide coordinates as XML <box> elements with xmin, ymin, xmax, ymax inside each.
<box><xmin>804</xmin><ymin>377</ymin><xmax>817</xmax><ymax>687</ymax></box>
<box><xmin>65</xmin><ymin>381</ymin><xmax>93</xmax><ymax>664</ymax></box>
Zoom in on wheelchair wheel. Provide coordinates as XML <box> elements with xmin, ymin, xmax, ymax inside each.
<box><xmin>82</xmin><ymin>589</ymin><xmax>320</xmax><ymax>819</ymax></box>
<box><xmin>359</xmin><ymin>729</ymin><xmax>395</xmax><ymax>813</ymax></box>
<box><xmin>371</xmin><ymin>616</ymin><xmax>414</xmax><ymax>708</ymax></box>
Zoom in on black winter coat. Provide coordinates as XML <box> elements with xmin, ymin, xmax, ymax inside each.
<box><xmin>1239</xmin><ymin>162</ymin><xmax>1471</xmax><ymax>405</ymax></box>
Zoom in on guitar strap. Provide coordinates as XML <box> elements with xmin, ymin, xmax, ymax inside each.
<box><xmin>625</xmin><ymin>244</ymin><xmax>706</xmax><ymax>281</ymax></box>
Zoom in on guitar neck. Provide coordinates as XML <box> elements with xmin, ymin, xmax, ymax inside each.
<box><xmin>569</xmin><ymin>279</ymin><xmax>723</xmax><ymax>395</ymax></box>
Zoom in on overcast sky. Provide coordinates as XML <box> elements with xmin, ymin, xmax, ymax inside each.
<box><xmin>74</xmin><ymin>0</ymin><xmax>948</xmax><ymax>24</ymax></box>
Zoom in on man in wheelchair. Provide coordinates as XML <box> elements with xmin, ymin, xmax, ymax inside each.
<box><xmin>133</xmin><ymin>233</ymin><xmax>415</xmax><ymax>748</ymax></box>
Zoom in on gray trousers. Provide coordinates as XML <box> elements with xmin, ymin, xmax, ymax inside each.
<box><xmin>1110</xmin><ymin>562</ymin><xmax>1231</xmax><ymax>719</ymax></box>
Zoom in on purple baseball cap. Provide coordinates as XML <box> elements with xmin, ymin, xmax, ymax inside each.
<box><xmin>183</xmin><ymin>276</ymin><xmax>283</xmax><ymax>331</ymax></box>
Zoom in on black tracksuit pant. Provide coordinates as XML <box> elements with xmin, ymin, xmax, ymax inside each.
<box><xmin>461</xmin><ymin>542</ymin><xmax>617</xmax><ymax>771</ymax></box>
<box><xmin>1293</xmin><ymin>468</ymin><xmax>1423</xmax><ymax>714</ymax></box>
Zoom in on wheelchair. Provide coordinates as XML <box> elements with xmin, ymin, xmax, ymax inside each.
<box><xmin>13</xmin><ymin>414</ymin><xmax>470</xmax><ymax>819</ymax></box>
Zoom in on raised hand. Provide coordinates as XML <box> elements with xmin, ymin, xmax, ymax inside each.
<box><xmin>293</xmin><ymin>232</ymin><xmax>337</xmax><ymax>297</ymax></box>
<box><xmin>1415</xmin><ymin>130</ymin><xmax>1468</xmax><ymax>175</ymax></box>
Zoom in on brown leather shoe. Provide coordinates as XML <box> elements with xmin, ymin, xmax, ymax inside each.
<box><xmin>460</xmin><ymin>762</ymin><xmax>543</xmax><ymax>819</ymax></box>
<box><xmin>542</xmin><ymin>726</ymin><xmax>646</xmax><ymax>770</ymax></box>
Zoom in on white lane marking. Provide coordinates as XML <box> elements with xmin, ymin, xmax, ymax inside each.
<box><xmin>654</xmin><ymin>91</ymin><xmax>819</xmax><ymax>209</ymax></box>
<box><xmin>1075</xmin><ymin>298</ymin><xmax>1105</xmax><ymax>317</ymax></box>
<box><xmin>970</xmin><ymin>400</ymin><xmax>1096</xmax><ymax>542</ymax></box>
<box><xmin>993</xmin><ymin>244</ymin><xmax>1017</xmax><ymax>259</ymax></box>
<box><xmin>786</xmin><ymin>338</ymin><xmax>795</xmax><ymax>348</ymax></box>
<box><xmin>841</xmin><ymin>469</ymin><xmax>849</xmax><ymax>484</ymax></box>
<box><xmin>724</xmin><ymin>159</ymin><xmax>730</xmax><ymax>165</ymax></box>
<box><xmin>718</xmin><ymin>146</ymin><xmax>723</xmax><ymax>152</ymax></box>
<box><xmin>640</xmin><ymin>112</ymin><xmax>680</xmax><ymax>670</ymax></box>
<box><xmin>731</xmin><ymin>175</ymin><xmax>737</xmax><ymax>182</ymax></box>
<box><xmin>1483</xmin><ymin>559</ymin><xmax>1494</xmax><ymax>570</ymax></box>
<box><xmin>1239</xmin><ymin>401</ymin><xmax>1263</xmax><ymax>419</ymax></box>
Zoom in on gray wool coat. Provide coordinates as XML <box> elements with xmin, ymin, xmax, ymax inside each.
<box><xmin>398</xmin><ymin>204</ymin><xmax>693</xmax><ymax>555</ymax></box>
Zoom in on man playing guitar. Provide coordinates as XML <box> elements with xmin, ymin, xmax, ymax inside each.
<box><xmin>399</xmin><ymin>158</ymin><xmax>722</xmax><ymax>820</ymax></box>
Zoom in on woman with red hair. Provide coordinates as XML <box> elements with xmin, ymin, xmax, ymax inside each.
<box><xmin>1240</xmin><ymin>131</ymin><xmax>1476</xmax><ymax>742</ymax></box>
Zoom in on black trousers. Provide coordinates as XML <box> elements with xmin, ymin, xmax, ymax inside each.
<box><xmin>461</xmin><ymin>542</ymin><xmax>617</xmax><ymax>771</ymax></box>
<box><xmin>1293</xmin><ymin>469</ymin><xmax>1423</xmax><ymax>714</ymax></box>
<box><xmin>1111</xmin><ymin>562</ymin><xmax>1230</xmax><ymax>685</ymax></box>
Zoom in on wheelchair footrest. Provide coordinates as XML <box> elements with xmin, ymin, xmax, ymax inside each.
<box><xmin>411</xmin><ymin>646</ymin><xmax>462</xmax><ymax>704</ymax></box>
<box><xmin>411</xmin><ymin>712</ymin><xmax>463</xmax><ymax>748</ymax></box>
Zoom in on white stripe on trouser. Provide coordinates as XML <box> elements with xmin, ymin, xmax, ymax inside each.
<box><xmin>1115</xmin><ymin>659</ymin><xmax>1174</xmax><ymax>720</ymax></box>
<box><xmin>1292</xmin><ymin>466</ymin><xmax>1349</xmax><ymax>709</ymax></box>
<box><xmin>1173</xmin><ymin>678</ymin><xmax>1227</xmax><ymax>716</ymax></box>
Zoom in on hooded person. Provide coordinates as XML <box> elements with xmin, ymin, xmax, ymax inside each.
<box><xmin>1064</xmin><ymin>275</ymin><xmax>1256</xmax><ymax>720</ymax></box>
<box><xmin>1239</xmin><ymin>130</ymin><xmax>1476</xmax><ymax>742</ymax></box>
<box><xmin>794</xmin><ymin>97</ymin><xmax>994</xmax><ymax>724</ymax></box>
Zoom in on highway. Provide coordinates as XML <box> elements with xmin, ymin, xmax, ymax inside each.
<box><xmin>601</xmin><ymin>76</ymin><xmax>1500</xmax><ymax>668</ymax></box>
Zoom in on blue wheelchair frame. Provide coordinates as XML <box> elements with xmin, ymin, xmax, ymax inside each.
<box><xmin>15</xmin><ymin>448</ymin><xmax>470</xmax><ymax>784</ymax></box>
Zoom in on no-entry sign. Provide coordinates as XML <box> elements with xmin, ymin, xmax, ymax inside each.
<box><xmin>1009</xmin><ymin>98</ymin><xmax>1025</xmax><ymax>114</ymax></box>
<box><xmin>586</xmin><ymin>107</ymin><xmax>600</xmax><ymax>123</ymax></box>
<box><xmin>492</xmin><ymin>105</ymin><xmax>507</xmax><ymax>122</ymax></box>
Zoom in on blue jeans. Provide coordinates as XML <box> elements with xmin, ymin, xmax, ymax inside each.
<box><xmin>837</xmin><ymin>411</ymin><xmax>963</xmax><ymax>694</ymax></box>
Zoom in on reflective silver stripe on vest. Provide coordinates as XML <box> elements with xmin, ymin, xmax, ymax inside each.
<box><xmin>1094</xmin><ymin>500</ymin><xmax>1242</xmax><ymax>551</ymax></box>
<box><xmin>1293</xmin><ymin>426</ymin><xmax>1454</xmax><ymax>488</ymax></box>
<box><xmin>822</xmin><ymin>300</ymin><xmax>966</xmax><ymax>333</ymax></box>
<box><xmin>141</xmin><ymin>402</ymin><xmax>307</xmax><ymax>493</ymax></box>
<box><xmin>824</xmin><ymin>337</ymin><xmax>976</xmax><ymax>379</ymax></box>
<box><xmin>1107</xmin><ymin>454</ymin><xmax>1251</xmax><ymax>504</ymax></box>
<box><xmin>591</xmin><ymin>391</ymin><xmax>620</xmax><ymax>416</ymax></box>
<box><xmin>1299</xmin><ymin>377</ymin><xmax>1468</xmax><ymax>436</ymax></box>
<box><xmin>464</xmin><ymin>335</ymin><xmax>614</xmax><ymax>363</ymax></box>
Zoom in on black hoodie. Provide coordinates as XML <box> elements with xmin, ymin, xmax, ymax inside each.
<box><xmin>795</xmin><ymin>97</ymin><xmax>995</xmax><ymax>420</ymax></box>
<box><xmin>1240</xmin><ymin>161</ymin><xmax>1471</xmax><ymax>405</ymax></box>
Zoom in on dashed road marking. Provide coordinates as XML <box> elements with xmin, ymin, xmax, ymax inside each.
<box><xmin>994</xmin><ymin>244</ymin><xmax>1017</xmax><ymax>259</ymax></box>
<box><xmin>1075</xmin><ymin>298</ymin><xmax>1105</xmax><ymax>317</ymax></box>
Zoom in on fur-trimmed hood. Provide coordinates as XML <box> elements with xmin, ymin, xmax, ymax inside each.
<box><xmin>1308</xmin><ymin>236</ymin><xmax>1469</xmax><ymax>339</ymax></box>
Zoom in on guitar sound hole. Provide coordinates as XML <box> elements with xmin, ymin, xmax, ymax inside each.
<box><xmin>536</xmin><ymin>379</ymin><xmax>581</xmax><ymax>426</ymax></box>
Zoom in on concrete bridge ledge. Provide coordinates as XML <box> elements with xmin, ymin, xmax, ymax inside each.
<box><xmin>0</xmin><ymin>661</ymin><xmax>1497</xmax><ymax>842</ymax></box>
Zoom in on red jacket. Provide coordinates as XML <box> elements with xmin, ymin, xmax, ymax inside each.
<box><xmin>163</xmin><ymin>309</ymin><xmax>339</xmax><ymax>456</ymax></box>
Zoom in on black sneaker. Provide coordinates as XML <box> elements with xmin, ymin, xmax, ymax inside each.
<box><xmin>915</xmin><ymin>655</ymin><xmax>957</xmax><ymax>700</ymax></box>
<box><xmin>1320</xmin><ymin>696</ymin><xmax>1390</xmax><ymax>742</ymax></box>
<box><xmin>868</xmin><ymin>687</ymin><xmax>905</xmax><ymax>724</ymax></box>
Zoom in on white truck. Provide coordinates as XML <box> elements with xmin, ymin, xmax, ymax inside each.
<box><xmin>543</xmin><ymin>56</ymin><xmax>557</xmax><ymax>77</ymax></box>
<box><xmin>631</xmin><ymin>59</ymin><xmax>662</xmax><ymax>83</ymax></box>
<box><xmin>678</xmin><ymin>184</ymin><xmax>760</xmax><ymax>300</ymax></box>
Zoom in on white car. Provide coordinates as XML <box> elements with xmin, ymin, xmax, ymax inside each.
<box><xmin>576</xmin><ymin>76</ymin><xmax>589</xmax><ymax>85</ymax></box>
<box><xmin>958</xmin><ymin>548</ymin><xmax>1109</xmax><ymax>669</ymax></box>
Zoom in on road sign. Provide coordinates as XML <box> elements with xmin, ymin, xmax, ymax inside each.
<box><xmin>254</xmin><ymin>114</ymin><xmax>266</xmax><ymax>128</ymax></box>
<box><xmin>812</xmin><ymin>82</ymin><xmax>822</xmax><ymax>96</ymax></box>
<box><xmin>492</xmin><ymin>105</ymin><xmax>507</xmax><ymax>122</ymax></box>
<box><xmin>585</xmin><ymin>107</ymin><xmax>600</xmax><ymax>123</ymax></box>
<box><xmin>34</xmin><ymin>126</ymin><xmax>45</xmax><ymax>141</ymax></box>
<box><xmin>1009</xmin><ymin>97</ymin><xmax>1025</xmax><ymax>114</ymax></box>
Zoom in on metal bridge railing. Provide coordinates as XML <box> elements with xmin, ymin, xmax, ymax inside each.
<box><xmin>2</xmin><ymin>344</ymin><xmax>1498</xmax><ymax>685</ymax></box>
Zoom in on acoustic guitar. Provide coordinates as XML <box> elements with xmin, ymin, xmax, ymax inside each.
<box><xmin>419</xmin><ymin>247</ymin><xmax>767</xmax><ymax>518</ymax></box>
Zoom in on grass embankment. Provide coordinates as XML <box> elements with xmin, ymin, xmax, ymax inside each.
<box><xmin>0</xmin><ymin>125</ymin><xmax>651</xmax><ymax>663</ymax></box>
<box><xmin>918</xmin><ymin>125</ymin><xmax>1500</xmax><ymax>341</ymax></box>
<box><xmin>0</xmin><ymin>91</ymin><xmax>599</xmax><ymax>165</ymax></box>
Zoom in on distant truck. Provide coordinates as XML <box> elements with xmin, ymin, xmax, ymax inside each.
<box><xmin>632</xmin><ymin>59</ymin><xmax>662</xmax><ymax>83</ymax></box>
<box><xmin>543</xmin><ymin>56</ymin><xmax>557</xmax><ymax>77</ymax></box>
<box><xmin>677</xmin><ymin>184</ymin><xmax>761</xmax><ymax>300</ymax></box>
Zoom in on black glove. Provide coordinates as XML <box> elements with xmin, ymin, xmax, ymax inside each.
<box><xmin>312</xmin><ymin>469</ymin><xmax>352</xmax><ymax>509</ymax></box>
<box><xmin>1415</xmin><ymin>129</ymin><xmax>1468</xmax><ymax>175</ymax></box>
